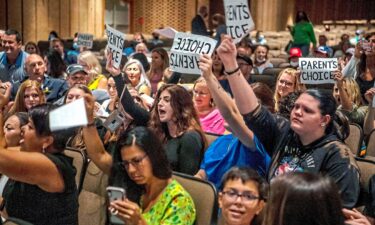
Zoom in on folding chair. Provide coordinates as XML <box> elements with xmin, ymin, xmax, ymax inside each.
<box><xmin>63</xmin><ymin>147</ymin><xmax>89</xmax><ymax>194</ymax></box>
<box><xmin>366</xmin><ymin>129</ymin><xmax>375</xmax><ymax>158</ymax></box>
<box><xmin>344</xmin><ymin>123</ymin><xmax>364</xmax><ymax>157</ymax></box>
<box><xmin>172</xmin><ymin>172</ymin><xmax>218</xmax><ymax>225</ymax></box>
<box><xmin>355</xmin><ymin>157</ymin><xmax>375</xmax><ymax>208</ymax></box>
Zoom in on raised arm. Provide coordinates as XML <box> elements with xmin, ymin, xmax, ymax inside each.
<box><xmin>83</xmin><ymin>94</ymin><xmax>113</xmax><ymax>174</ymax></box>
<box><xmin>364</xmin><ymin>88</ymin><xmax>375</xmax><ymax>136</ymax></box>
<box><xmin>333</xmin><ymin>70</ymin><xmax>353</xmax><ymax>111</ymax></box>
<box><xmin>199</xmin><ymin>54</ymin><xmax>255</xmax><ymax>149</ymax></box>
<box><xmin>216</xmin><ymin>36</ymin><xmax>259</xmax><ymax>115</ymax></box>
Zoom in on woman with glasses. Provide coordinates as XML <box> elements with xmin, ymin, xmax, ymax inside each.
<box><xmin>274</xmin><ymin>68</ymin><xmax>305</xmax><ymax>112</ymax></box>
<box><xmin>219</xmin><ymin>167</ymin><xmax>266</xmax><ymax>225</ymax></box>
<box><xmin>82</xmin><ymin>97</ymin><xmax>196</xmax><ymax>225</ymax></box>
<box><xmin>193</xmin><ymin>77</ymin><xmax>226</xmax><ymax>135</ymax></box>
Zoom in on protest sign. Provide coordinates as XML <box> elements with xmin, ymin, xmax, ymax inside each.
<box><xmin>49</xmin><ymin>98</ymin><xmax>88</xmax><ymax>131</ymax></box>
<box><xmin>299</xmin><ymin>58</ymin><xmax>338</xmax><ymax>84</ymax></box>
<box><xmin>170</xmin><ymin>32</ymin><xmax>217</xmax><ymax>74</ymax></box>
<box><xmin>106</xmin><ymin>24</ymin><xmax>125</xmax><ymax>69</ymax></box>
<box><xmin>224</xmin><ymin>0</ymin><xmax>254</xmax><ymax>44</ymax></box>
<box><xmin>77</xmin><ymin>33</ymin><xmax>94</xmax><ymax>49</ymax></box>
<box><xmin>154</xmin><ymin>27</ymin><xmax>178</xmax><ymax>39</ymax></box>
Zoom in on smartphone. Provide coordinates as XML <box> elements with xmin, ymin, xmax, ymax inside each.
<box><xmin>106</xmin><ymin>186</ymin><xmax>126</xmax><ymax>224</ymax></box>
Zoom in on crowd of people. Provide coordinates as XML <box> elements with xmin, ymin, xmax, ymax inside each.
<box><xmin>0</xmin><ymin>7</ymin><xmax>374</xmax><ymax>225</ymax></box>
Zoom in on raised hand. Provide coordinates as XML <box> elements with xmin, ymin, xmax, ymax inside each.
<box><xmin>216</xmin><ymin>35</ymin><xmax>238</xmax><ymax>70</ymax></box>
<box><xmin>83</xmin><ymin>93</ymin><xmax>96</xmax><ymax>124</ymax></box>
<box><xmin>364</xmin><ymin>88</ymin><xmax>375</xmax><ymax>106</ymax></box>
<box><xmin>199</xmin><ymin>54</ymin><xmax>214</xmax><ymax>80</ymax></box>
<box><xmin>106</xmin><ymin>52</ymin><xmax>122</xmax><ymax>76</ymax></box>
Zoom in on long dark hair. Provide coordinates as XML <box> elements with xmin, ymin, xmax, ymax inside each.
<box><xmin>295</xmin><ymin>11</ymin><xmax>310</xmax><ymax>23</ymax></box>
<box><xmin>263</xmin><ymin>172</ymin><xmax>345</xmax><ymax>225</ymax></box>
<box><xmin>304</xmin><ymin>89</ymin><xmax>349</xmax><ymax>140</ymax></box>
<box><xmin>44</xmin><ymin>49</ymin><xmax>67</xmax><ymax>78</ymax></box>
<box><xmin>357</xmin><ymin>32</ymin><xmax>375</xmax><ymax>76</ymax></box>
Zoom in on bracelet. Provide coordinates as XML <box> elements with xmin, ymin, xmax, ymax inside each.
<box><xmin>86</xmin><ymin>121</ymin><xmax>96</xmax><ymax>127</ymax></box>
<box><xmin>224</xmin><ymin>66</ymin><xmax>240</xmax><ymax>76</ymax></box>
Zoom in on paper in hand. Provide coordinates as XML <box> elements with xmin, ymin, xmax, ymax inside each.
<box><xmin>49</xmin><ymin>98</ymin><xmax>88</xmax><ymax>131</ymax></box>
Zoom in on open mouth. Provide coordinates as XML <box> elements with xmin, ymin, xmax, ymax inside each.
<box><xmin>158</xmin><ymin>109</ymin><xmax>166</xmax><ymax>116</ymax></box>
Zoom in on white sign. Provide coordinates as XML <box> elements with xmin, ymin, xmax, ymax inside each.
<box><xmin>106</xmin><ymin>24</ymin><xmax>125</xmax><ymax>69</ymax></box>
<box><xmin>155</xmin><ymin>27</ymin><xmax>178</xmax><ymax>39</ymax></box>
<box><xmin>49</xmin><ymin>98</ymin><xmax>88</xmax><ymax>131</ymax></box>
<box><xmin>170</xmin><ymin>32</ymin><xmax>217</xmax><ymax>74</ymax></box>
<box><xmin>299</xmin><ymin>58</ymin><xmax>338</xmax><ymax>84</ymax></box>
<box><xmin>77</xmin><ymin>33</ymin><xmax>94</xmax><ymax>49</ymax></box>
<box><xmin>224</xmin><ymin>0</ymin><xmax>254</xmax><ymax>44</ymax></box>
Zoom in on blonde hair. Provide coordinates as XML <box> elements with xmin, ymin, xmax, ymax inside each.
<box><xmin>77</xmin><ymin>51</ymin><xmax>102</xmax><ymax>75</ymax></box>
<box><xmin>336</xmin><ymin>78</ymin><xmax>362</xmax><ymax>106</ymax></box>
<box><xmin>274</xmin><ymin>68</ymin><xmax>306</xmax><ymax>112</ymax></box>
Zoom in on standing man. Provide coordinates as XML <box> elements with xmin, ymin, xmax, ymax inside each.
<box><xmin>191</xmin><ymin>6</ymin><xmax>210</xmax><ymax>36</ymax></box>
<box><xmin>0</xmin><ymin>29</ymin><xmax>28</xmax><ymax>84</ymax></box>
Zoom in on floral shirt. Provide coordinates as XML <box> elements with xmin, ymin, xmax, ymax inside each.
<box><xmin>141</xmin><ymin>179</ymin><xmax>196</xmax><ymax>225</ymax></box>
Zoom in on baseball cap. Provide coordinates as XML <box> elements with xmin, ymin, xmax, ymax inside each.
<box><xmin>315</xmin><ymin>46</ymin><xmax>330</xmax><ymax>55</ymax></box>
<box><xmin>289</xmin><ymin>47</ymin><xmax>302</xmax><ymax>58</ymax></box>
<box><xmin>66</xmin><ymin>64</ymin><xmax>88</xmax><ymax>76</ymax></box>
<box><xmin>236</xmin><ymin>54</ymin><xmax>253</xmax><ymax>66</ymax></box>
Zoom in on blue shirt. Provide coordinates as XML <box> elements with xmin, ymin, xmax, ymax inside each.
<box><xmin>0</xmin><ymin>51</ymin><xmax>28</xmax><ymax>84</ymax></box>
<box><xmin>200</xmin><ymin>134</ymin><xmax>271</xmax><ymax>189</ymax></box>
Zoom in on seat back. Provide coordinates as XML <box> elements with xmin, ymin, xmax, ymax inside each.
<box><xmin>63</xmin><ymin>147</ymin><xmax>89</xmax><ymax>194</ymax></box>
<box><xmin>366</xmin><ymin>129</ymin><xmax>375</xmax><ymax>158</ymax></box>
<box><xmin>262</xmin><ymin>67</ymin><xmax>284</xmax><ymax>77</ymax></box>
<box><xmin>355</xmin><ymin>157</ymin><xmax>375</xmax><ymax>207</ymax></box>
<box><xmin>3</xmin><ymin>217</ymin><xmax>33</xmax><ymax>225</ymax></box>
<box><xmin>345</xmin><ymin>123</ymin><xmax>363</xmax><ymax>156</ymax></box>
<box><xmin>172</xmin><ymin>172</ymin><xmax>218</xmax><ymax>225</ymax></box>
<box><xmin>269</xmin><ymin>58</ymin><xmax>288</xmax><ymax>67</ymax></box>
<box><xmin>251</xmin><ymin>74</ymin><xmax>276</xmax><ymax>90</ymax></box>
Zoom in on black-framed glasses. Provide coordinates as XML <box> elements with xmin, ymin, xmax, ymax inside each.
<box><xmin>222</xmin><ymin>189</ymin><xmax>260</xmax><ymax>203</ymax></box>
<box><xmin>120</xmin><ymin>154</ymin><xmax>148</xmax><ymax>170</ymax></box>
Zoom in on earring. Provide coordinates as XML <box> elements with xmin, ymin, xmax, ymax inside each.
<box><xmin>321</xmin><ymin>123</ymin><xmax>326</xmax><ymax>127</ymax></box>
<box><xmin>42</xmin><ymin>146</ymin><xmax>46</xmax><ymax>153</ymax></box>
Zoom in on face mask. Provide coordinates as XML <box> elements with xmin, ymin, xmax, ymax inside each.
<box><xmin>290</xmin><ymin>61</ymin><xmax>299</xmax><ymax>67</ymax></box>
<box><xmin>73</xmin><ymin>42</ymin><xmax>79</xmax><ymax>50</ymax></box>
<box><xmin>256</xmin><ymin>57</ymin><xmax>266</xmax><ymax>63</ymax></box>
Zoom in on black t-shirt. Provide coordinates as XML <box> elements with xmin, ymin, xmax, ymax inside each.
<box><xmin>356</xmin><ymin>75</ymin><xmax>374</xmax><ymax>104</ymax></box>
<box><xmin>3</xmin><ymin>153</ymin><xmax>78</xmax><ymax>225</ymax></box>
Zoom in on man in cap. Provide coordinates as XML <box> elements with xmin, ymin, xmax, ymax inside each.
<box><xmin>314</xmin><ymin>46</ymin><xmax>330</xmax><ymax>58</ymax></box>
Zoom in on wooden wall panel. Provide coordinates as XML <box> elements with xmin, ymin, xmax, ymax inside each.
<box><xmin>60</xmin><ymin>0</ymin><xmax>71</xmax><ymax>38</ymax></box>
<box><xmin>7</xmin><ymin>0</ymin><xmax>22</xmax><ymax>35</ymax></box>
<box><xmin>36</xmin><ymin>0</ymin><xmax>49</xmax><ymax>42</ymax></box>
<box><xmin>70</xmin><ymin>0</ymin><xmax>80</xmax><ymax>37</ymax></box>
<box><xmin>48</xmin><ymin>0</ymin><xmax>60</xmax><ymax>36</ymax></box>
<box><xmin>79</xmin><ymin>0</ymin><xmax>89</xmax><ymax>33</ymax></box>
<box><xmin>0</xmin><ymin>0</ymin><xmax>6</xmax><ymax>30</ymax></box>
<box><xmin>23</xmin><ymin>0</ymin><xmax>37</xmax><ymax>42</ymax></box>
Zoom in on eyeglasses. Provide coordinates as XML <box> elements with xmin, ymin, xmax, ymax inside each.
<box><xmin>193</xmin><ymin>90</ymin><xmax>209</xmax><ymax>96</ymax></box>
<box><xmin>222</xmin><ymin>189</ymin><xmax>260</xmax><ymax>203</ymax></box>
<box><xmin>279</xmin><ymin>79</ymin><xmax>294</xmax><ymax>87</ymax></box>
<box><xmin>120</xmin><ymin>154</ymin><xmax>148</xmax><ymax>170</ymax></box>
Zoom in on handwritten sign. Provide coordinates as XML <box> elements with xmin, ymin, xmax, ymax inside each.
<box><xmin>224</xmin><ymin>0</ymin><xmax>254</xmax><ymax>44</ymax></box>
<box><xmin>170</xmin><ymin>32</ymin><xmax>217</xmax><ymax>74</ymax></box>
<box><xmin>77</xmin><ymin>33</ymin><xmax>94</xmax><ymax>49</ymax></box>
<box><xmin>106</xmin><ymin>24</ymin><xmax>125</xmax><ymax>69</ymax></box>
<box><xmin>49</xmin><ymin>98</ymin><xmax>88</xmax><ymax>131</ymax></box>
<box><xmin>299</xmin><ymin>58</ymin><xmax>338</xmax><ymax>84</ymax></box>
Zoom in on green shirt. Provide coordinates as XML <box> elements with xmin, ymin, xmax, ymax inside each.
<box><xmin>291</xmin><ymin>21</ymin><xmax>317</xmax><ymax>46</ymax></box>
<box><xmin>141</xmin><ymin>179</ymin><xmax>196</xmax><ymax>225</ymax></box>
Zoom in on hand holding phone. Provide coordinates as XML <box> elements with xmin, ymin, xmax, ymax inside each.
<box><xmin>107</xmin><ymin>186</ymin><xmax>126</xmax><ymax>224</ymax></box>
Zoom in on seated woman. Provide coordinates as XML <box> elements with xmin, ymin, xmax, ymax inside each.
<box><xmin>78</xmin><ymin>51</ymin><xmax>108</xmax><ymax>91</ymax></box>
<box><xmin>252</xmin><ymin>45</ymin><xmax>273</xmax><ymax>74</ymax></box>
<box><xmin>274</xmin><ymin>68</ymin><xmax>305</xmax><ymax>112</ymax></box>
<box><xmin>212</xmin><ymin>51</ymin><xmax>226</xmax><ymax>80</ymax></box>
<box><xmin>193</xmin><ymin>77</ymin><xmax>226</xmax><ymax>135</ymax></box>
<box><xmin>219</xmin><ymin>167</ymin><xmax>266</xmax><ymax>225</ymax></box>
<box><xmin>333</xmin><ymin>70</ymin><xmax>368</xmax><ymax>126</ymax></box>
<box><xmin>82</xmin><ymin>104</ymin><xmax>196</xmax><ymax>225</ymax></box>
<box><xmin>8</xmin><ymin>80</ymin><xmax>46</xmax><ymax>115</ymax></box>
<box><xmin>196</xmin><ymin>55</ymin><xmax>270</xmax><ymax>188</ymax></box>
<box><xmin>147</xmin><ymin>48</ymin><xmax>169</xmax><ymax>96</ymax></box>
<box><xmin>0</xmin><ymin>104</ymin><xmax>78</xmax><ymax>225</ymax></box>
<box><xmin>101</xmin><ymin>77</ymin><xmax>119</xmax><ymax>116</ymax></box>
<box><xmin>216</xmin><ymin>35</ymin><xmax>360</xmax><ymax>208</ymax></box>
<box><xmin>106</xmin><ymin>56</ymin><xmax>206</xmax><ymax>175</ymax></box>
<box><xmin>123</xmin><ymin>59</ymin><xmax>151</xmax><ymax>96</ymax></box>
<box><xmin>2</xmin><ymin>112</ymin><xmax>28</xmax><ymax>148</ymax></box>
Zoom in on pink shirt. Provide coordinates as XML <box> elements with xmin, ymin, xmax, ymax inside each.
<box><xmin>199</xmin><ymin>108</ymin><xmax>226</xmax><ymax>135</ymax></box>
